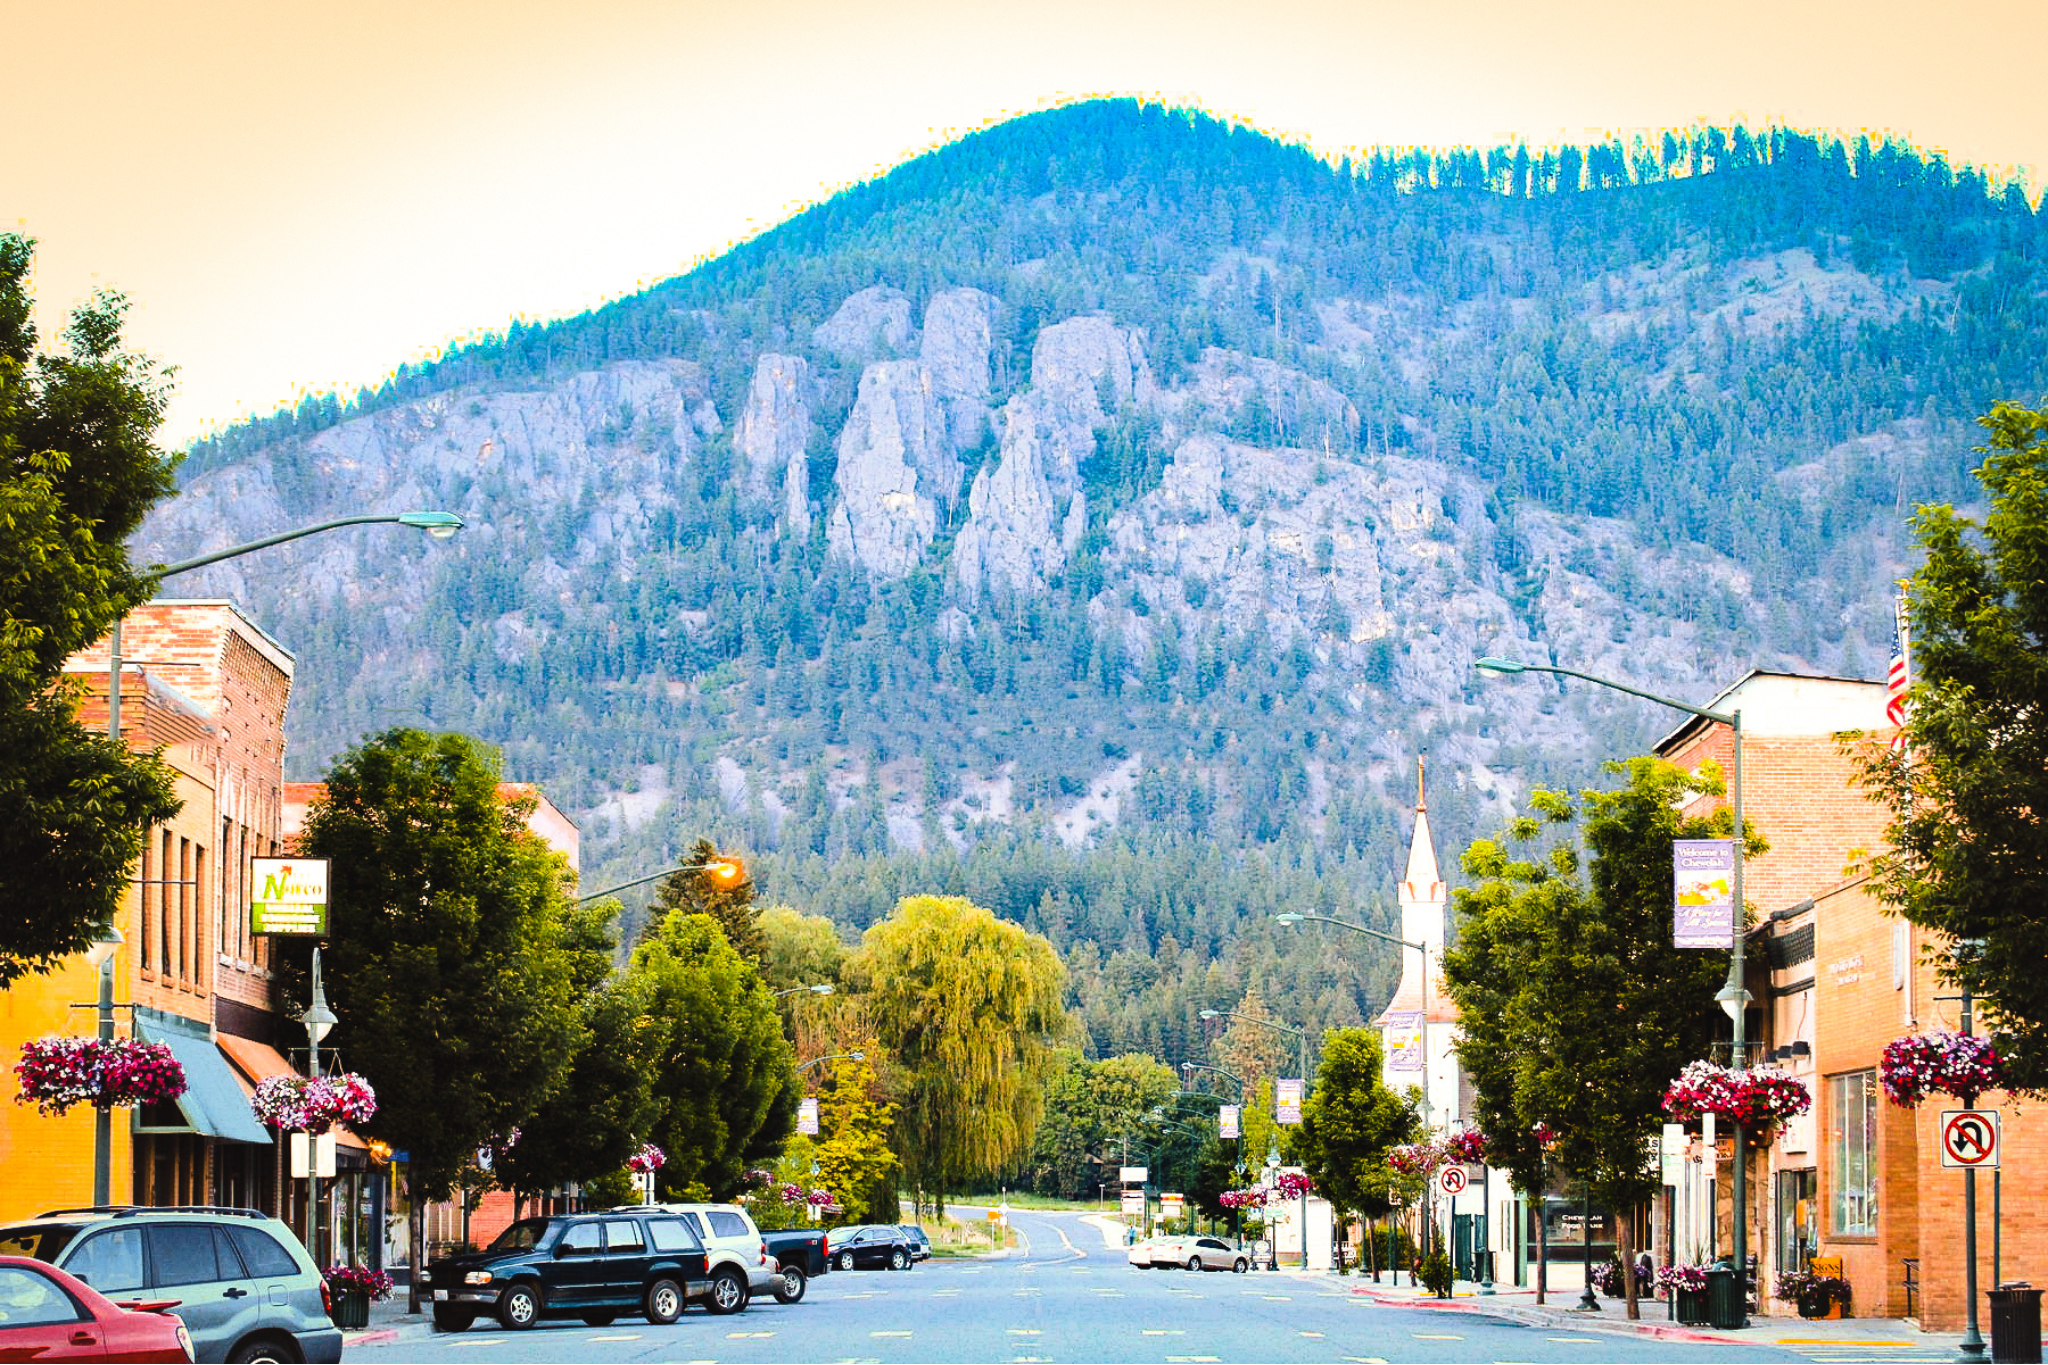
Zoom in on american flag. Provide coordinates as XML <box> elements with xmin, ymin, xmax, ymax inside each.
<box><xmin>1886</xmin><ymin>589</ymin><xmax>1910</xmax><ymax>753</ymax></box>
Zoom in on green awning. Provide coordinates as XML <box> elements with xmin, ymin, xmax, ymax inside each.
<box><xmin>132</xmin><ymin>1017</ymin><xmax>272</xmax><ymax>1146</ymax></box>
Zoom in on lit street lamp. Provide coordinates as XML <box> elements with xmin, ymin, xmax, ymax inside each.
<box><xmin>575</xmin><ymin>854</ymin><xmax>746</xmax><ymax>904</ymax></box>
<box><xmin>1476</xmin><ymin>655</ymin><xmax>1752</xmax><ymax>1323</ymax></box>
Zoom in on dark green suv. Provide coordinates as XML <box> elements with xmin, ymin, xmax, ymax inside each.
<box><xmin>426</xmin><ymin>1211</ymin><xmax>709</xmax><ymax>1332</ymax></box>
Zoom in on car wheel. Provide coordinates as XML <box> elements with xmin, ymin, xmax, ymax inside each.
<box><xmin>1187</xmin><ymin>1255</ymin><xmax>1202</xmax><ymax>1271</ymax></box>
<box><xmin>644</xmin><ymin>1277</ymin><xmax>684</xmax><ymax>1325</ymax></box>
<box><xmin>706</xmin><ymin>1266</ymin><xmax>748</xmax><ymax>1315</ymax></box>
<box><xmin>1233</xmin><ymin>1258</ymin><xmax>1249</xmax><ymax>1273</ymax></box>
<box><xmin>836</xmin><ymin>1250</ymin><xmax>856</xmax><ymax>1272</ymax></box>
<box><xmin>582</xmin><ymin>1313</ymin><xmax>617</xmax><ymax>1327</ymax></box>
<box><xmin>225</xmin><ymin>1337</ymin><xmax>299</xmax><ymax>1365</ymax></box>
<box><xmin>498</xmin><ymin>1281</ymin><xmax>542</xmax><ymax>1330</ymax></box>
<box><xmin>890</xmin><ymin>1248</ymin><xmax>909</xmax><ymax>1271</ymax></box>
<box><xmin>432</xmin><ymin>1305</ymin><xmax>476</xmax><ymax>1333</ymax></box>
<box><xmin>774</xmin><ymin>1264</ymin><xmax>808</xmax><ymax>1303</ymax></box>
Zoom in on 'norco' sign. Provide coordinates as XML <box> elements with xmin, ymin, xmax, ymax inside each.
<box><xmin>251</xmin><ymin>858</ymin><xmax>330</xmax><ymax>936</ymax></box>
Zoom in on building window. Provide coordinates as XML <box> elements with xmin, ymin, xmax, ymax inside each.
<box><xmin>1829</xmin><ymin>1070</ymin><xmax>1878</xmax><ymax>1236</ymax></box>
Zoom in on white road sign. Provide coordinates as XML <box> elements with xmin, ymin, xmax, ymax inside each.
<box><xmin>1437</xmin><ymin>1165</ymin><xmax>1469</xmax><ymax>1196</ymax></box>
<box><xmin>1940</xmin><ymin>1109</ymin><xmax>2001</xmax><ymax>1169</ymax></box>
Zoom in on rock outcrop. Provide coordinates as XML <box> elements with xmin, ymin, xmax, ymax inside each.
<box><xmin>812</xmin><ymin>286</ymin><xmax>915</xmax><ymax>360</ymax></box>
<box><xmin>824</xmin><ymin>361</ymin><xmax>958</xmax><ymax>577</ymax></box>
<box><xmin>733</xmin><ymin>353</ymin><xmax>811</xmax><ymax>508</ymax></box>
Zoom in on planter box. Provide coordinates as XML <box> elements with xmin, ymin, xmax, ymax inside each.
<box><xmin>1675</xmin><ymin>1287</ymin><xmax>1712</xmax><ymax>1326</ymax></box>
<box><xmin>330</xmin><ymin>1289</ymin><xmax>370</xmax><ymax>1332</ymax></box>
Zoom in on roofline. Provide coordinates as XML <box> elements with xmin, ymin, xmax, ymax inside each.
<box><xmin>1652</xmin><ymin>668</ymin><xmax>1883</xmax><ymax>754</ymax></box>
<box><xmin>145</xmin><ymin>598</ymin><xmax>297</xmax><ymax>677</ymax></box>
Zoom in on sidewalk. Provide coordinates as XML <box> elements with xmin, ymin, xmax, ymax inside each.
<box><xmin>342</xmin><ymin>1294</ymin><xmax>441</xmax><ymax>1351</ymax></box>
<box><xmin>1331</xmin><ymin>1274</ymin><xmax>1970</xmax><ymax>1352</ymax></box>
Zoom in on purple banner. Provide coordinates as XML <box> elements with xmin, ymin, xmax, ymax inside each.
<box><xmin>1220</xmin><ymin>1104</ymin><xmax>1240</xmax><ymax>1139</ymax></box>
<box><xmin>1276</xmin><ymin>1079</ymin><xmax>1303</xmax><ymax>1124</ymax></box>
<box><xmin>1672</xmin><ymin>839</ymin><xmax>1735</xmax><ymax>949</ymax></box>
<box><xmin>1383</xmin><ymin>1011</ymin><xmax>1425</xmax><ymax>1072</ymax></box>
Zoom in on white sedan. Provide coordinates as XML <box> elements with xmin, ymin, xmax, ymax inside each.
<box><xmin>1127</xmin><ymin>1235</ymin><xmax>1175</xmax><ymax>1267</ymax></box>
<box><xmin>1180</xmin><ymin>1235</ymin><xmax>1251</xmax><ymax>1272</ymax></box>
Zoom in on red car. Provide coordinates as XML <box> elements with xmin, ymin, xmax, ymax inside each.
<box><xmin>0</xmin><ymin>1254</ymin><xmax>193</xmax><ymax>1361</ymax></box>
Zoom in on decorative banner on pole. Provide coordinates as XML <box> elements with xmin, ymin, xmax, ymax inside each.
<box><xmin>1383</xmin><ymin>1011</ymin><xmax>1425</xmax><ymax>1071</ymax></box>
<box><xmin>250</xmin><ymin>858</ymin><xmax>331</xmax><ymax>936</ymax></box>
<box><xmin>1276</xmin><ymin>1078</ymin><xmax>1303</xmax><ymax>1124</ymax></box>
<box><xmin>797</xmin><ymin>1097</ymin><xmax>819</xmax><ymax>1136</ymax></box>
<box><xmin>1120</xmin><ymin>1166</ymin><xmax>1149</xmax><ymax>1184</ymax></box>
<box><xmin>1219</xmin><ymin>1104</ymin><xmax>1240</xmax><ymax>1139</ymax></box>
<box><xmin>1672</xmin><ymin>840</ymin><xmax>1736</xmax><ymax>949</ymax></box>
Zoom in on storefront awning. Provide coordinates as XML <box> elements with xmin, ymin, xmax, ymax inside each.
<box><xmin>132</xmin><ymin>1017</ymin><xmax>272</xmax><ymax>1145</ymax></box>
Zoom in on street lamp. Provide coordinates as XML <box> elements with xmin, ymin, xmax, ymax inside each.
<box><xmin>1180</xmin><ymin>1062</ymin><xmax>1245</xmax><ymax>1097</ymax></box>
<box><xmin>1197</xmin><ymin>1009</ymin><xmax>1309</xmax><ymax>1098</ymax></box>
<box><xmin>575</xmin><ymin>854</ymin><xmax>746</xmax><ymax>904</ymax></box>
<box><xmin>796</xmin><ymin>1051</ymin><xmax>864</xmax><ymax>1074</ymax></box>
<box><xmin>1476</xmin><ymin>654</ymin><xmax>1751</xmax><ymax>1323</ymax></box>
<box><xmin>301</xmin><ymin>949</ymin><xmax>339</xmax><ymax>1263</ymax></box>
<box><xmin>774</xmin><ymin>984</ymin><xmax>834</xmax><ymax>1000</ymax></box>
<box><xmin>110</xmin><ymin>512</ymin><xmax>466</xmax><ymax>741</ymax></box>
<box><xmin>83</xmin><ymin>923</ymin><xmax>125</xmax><ymax>1205</ymax></box>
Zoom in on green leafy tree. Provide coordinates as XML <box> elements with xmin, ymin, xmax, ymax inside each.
<box><xmin>295</xmin><ymin>731</ymin><xmax>587</xmax><ymax>1204</ymax></box>
<box><xmin>848</xmin><ymin>894</ymin><xmax>1065</xmax><ymax>1218</ymax></box>
<box><xmin>1024</xmin><ymin>1050</ymin><xmax>1178</xmax><ymax>1199</ymax></box>
<box><xmin>1290</xmin><ymin>1029</ymin><xmax>1418</xmax><ymax>1226</ymax></box>
<box><xmin>1862</xmin><ymin>400</ymin><xmax>2048</xmax><ymax>1085</ymax></box>
<box><xmin>0</xmin><ymin>234</ymin><xmax>180</xmax><ymax>983</ymax></box>
<box><xmin>637</xmin><ymin>910</ymin><xmax>799</xmax><ymax>1198</ymax></box>
<box><xmin>495</xmin><ymin>902</ymin><xmax>668</xmax><ymax>1209</ymax></box>
<box><xmin>1444</xmin><ymin>759</ymin><xmax>1755</xmax><ymax>1318</ymax></box>
<box><xmin>809</xmin><ymin>1051</ymin><xmax>899</xmax><ymax>1218</ymax></box>
<box><xmin>655</xmin><ymin>837</ymin><xmax>762</xmax><ymax>961</ymax></box>
<box><xmin>758</xmin><ymin>904</ymin><xmax>847</xmax><ymax>994</ymax></box>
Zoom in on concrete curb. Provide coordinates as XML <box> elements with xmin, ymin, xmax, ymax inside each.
<box><xmin>1343</xmin><ymin>1285</ymin><xmax>1729</xmax><ymax>1344</ymax></box>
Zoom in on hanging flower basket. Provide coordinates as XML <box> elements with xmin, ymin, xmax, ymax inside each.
<box><xmin>1274</xmin><ymin>1170</ymin><xmax>1314</xmax><ymax>1199</ymax></box>
<box><xmin>1531</xmin><ymin>1121</ymin><xmax>1558</xmax><ymax>1149</ymax></box>
<box><xmin>1219</xmin><ymin>1187</ymin><xmax>1268</xmax><ymax>1210</ymax></box>
<box><xmin>14</xmin><ymin>1036</ymin><xmax>187</xmax><ymax>1115</ymax></box>
<box><xmin>1444</xmin><ymin>1129</ymin><xmax>1487</xmax><ymax>1164</ymax></box>
<box><xmin>627</xmin><ymin>1142</ymin><xmax>666</xmax><ymax>1174</ymax></box>
<box><xmin>1879</xmin><ymin>1032</ymin><xmax>2006</xmax><ymax>1107</ymax></box>
<box><xmin>1662</xmin><ymin>1060</ymin><xmax>1811</xmax><ymax>1129</ymax></box>
<box><xmin>1388</xmin><ymin>1140</ymin><xmax>1446</xmax><ymax>1176</ymax></box>
<box><xmin>251</xmin><ymin>1072</ymin><xmax>378</xmax><ymax>1134</ymax></box>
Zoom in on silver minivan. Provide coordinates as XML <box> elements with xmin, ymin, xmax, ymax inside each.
<box><xmin>0</xmin><ymin>1206</ymin><xmax>341</xmax><ymax>1364</ymax></box>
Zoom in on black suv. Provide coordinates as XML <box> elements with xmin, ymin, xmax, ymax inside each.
<box><xmin>0</xmin><ymin>1205</ymin><xmax>339</xmax><ymax>1364</ymax></box>
<box><xmin>427</xmin><ymin>1211</ymin><xmax>709</xmax><ymax>1332</ymax></box>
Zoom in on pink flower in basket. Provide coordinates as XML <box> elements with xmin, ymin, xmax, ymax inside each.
<box><xmin>1274</xmin><ymin>1171</ymin><xmax>1314</xmax><ymax>1199</ymax></box>
<box><xmin>14</xmin><ymin>1037</ymin><xmax>187</xmax><ymax>1115</ymax></box>
<box><xmin>1879</xmin><ymin>1033</ymin><xmax>2006</xmax><ymax>1107</ymax></box>
<box><xmin>628</xmin><ymin>1143</ymin><xmax>666</xmax><ymax>1174</ymax></box>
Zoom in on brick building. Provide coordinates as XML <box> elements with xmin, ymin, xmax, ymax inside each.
<box><xmin>1656</xmin><ymin>669</ymin><xmax>2043</xmax><ymax>1330</ymax></box>
<box><xmin>0</xmin><ymin>601</ymin><xmax>293</xmax><ymax>1221</ymax></box>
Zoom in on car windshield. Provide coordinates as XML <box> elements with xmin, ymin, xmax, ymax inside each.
<box><xmin>0</xmin><ymin>1225</ymin><xmax>82</xmax><ymax>1263</ymax></box>
<box><xmin>486</xmin><ymin>1219</ymin><xmax>552</xmax><ymax>1254</ymax></box>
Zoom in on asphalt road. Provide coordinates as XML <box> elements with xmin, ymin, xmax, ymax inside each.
<box><xmin>350</xmin><ymin>1207</ymin><xmax>1814</xmax><ymax>1364</ymax></box>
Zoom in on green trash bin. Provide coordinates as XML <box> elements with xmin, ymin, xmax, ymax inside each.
<box><xmin>1705</xmin><ymin>1260</ymin><xmax>1747</xmax><ymax>1330</ymax></box>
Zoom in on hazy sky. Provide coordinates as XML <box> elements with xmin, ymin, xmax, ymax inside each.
<box><xmin>13</xmin><ymin>0</ymin><xmax>2044</xmax><ymax>449</ymax></box>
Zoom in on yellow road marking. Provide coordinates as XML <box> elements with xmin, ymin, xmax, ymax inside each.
<box><xmin>1300</xmin><ymin>1331</ymin><xmax>1325</xmax><ymax>1338</ymax></box>
<box><xmin>727</xmin><ymin>1331</ymin><xmax>775</xmax><ymax>1338</ymax></box>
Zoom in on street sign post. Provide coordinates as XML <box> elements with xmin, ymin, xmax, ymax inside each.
<box><xmin>1939</xmin><ymin>1109</ymin><xmax>2001</xmax><ymax>1169</ymax></box>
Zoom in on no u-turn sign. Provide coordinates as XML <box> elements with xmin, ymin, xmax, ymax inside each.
<box><xmin>1939</xmin><ymin>1110</ymin><xmax>2001</xmax><ymax>1169</ymax></box>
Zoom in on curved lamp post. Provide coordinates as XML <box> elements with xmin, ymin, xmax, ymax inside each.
<box><xmin>774</xmin><ymin>984</ymin><xmax>835</xmax><ymax>1000</ymax></box>
<box><xmin>1180</xmin><ymin>1062</ymin><xmax>1245</xmax><ymax>1098</ymax></box>
<box><xmin>576</xmin><ymin>854</ymin><xmax>746</xmax><ymax>904</ymax></box>
<box><xmin>1197</xmin><ymin>1009</ymin><xmax>1309</xmax><ymax>1098</ymax></box>
<box><xmin>796</xmin><ymin>1051</ymin><xmax>864</xmax><ymax>1074</ymax></box>
<box><xmin>1476</xmin><ymin>655</ymin><xmax>1752</xmax><ymax>1324</ymax></box>
<box><xmin>92</xmin><ymin>510</ymin><xmax>464</xmax><ymax>1208</ymax></box>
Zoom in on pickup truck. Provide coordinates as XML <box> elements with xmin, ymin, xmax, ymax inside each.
<box><xmin>761</xmin><ymin>1228</ymin><xmax>832</xmax><ymax>1298</ymax></box>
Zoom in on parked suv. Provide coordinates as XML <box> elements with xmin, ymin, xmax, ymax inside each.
<box><xmin>625</xmin><ymin>1204</ymin><xmax>780</xmax><ymax>1311</ymax></box>
<box><xmin>0</xmin><ymin>1205</ymin><xmax>341</xmax><ymax>1364</ymax></box>
<box><xmin>426</xmin><ymin>1210</ymin><xmax>709</xmax><ymax>1331</ymax></box>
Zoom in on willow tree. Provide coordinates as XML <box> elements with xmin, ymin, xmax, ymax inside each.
<box><xmin>848</xmin><ymin>894</ymin><xmax>1065</xmax><ymax>1218</ymax></box>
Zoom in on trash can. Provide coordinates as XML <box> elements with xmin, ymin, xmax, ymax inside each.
<box><xmin>1990</xmin><ymin>1282</ymin><xmax>2043</xmax><ymax>1365</ymax></box>
<box><xmin>1705</xmin><ymin>1259</ymin><xmax>1748</xmax><ymax>1330</ymax></box>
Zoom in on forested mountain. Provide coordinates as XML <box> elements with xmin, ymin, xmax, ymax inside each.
<box><xmin>139</xmin><ymin>100</ymin><xmax>2048</xmax><ymax>1066</ymax></box>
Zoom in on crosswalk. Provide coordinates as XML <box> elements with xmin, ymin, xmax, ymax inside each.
<box><xmin>1767</xmin><ymin>1339</ymin><xmax>1958</xmax><ymax>1365</ymax></box>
